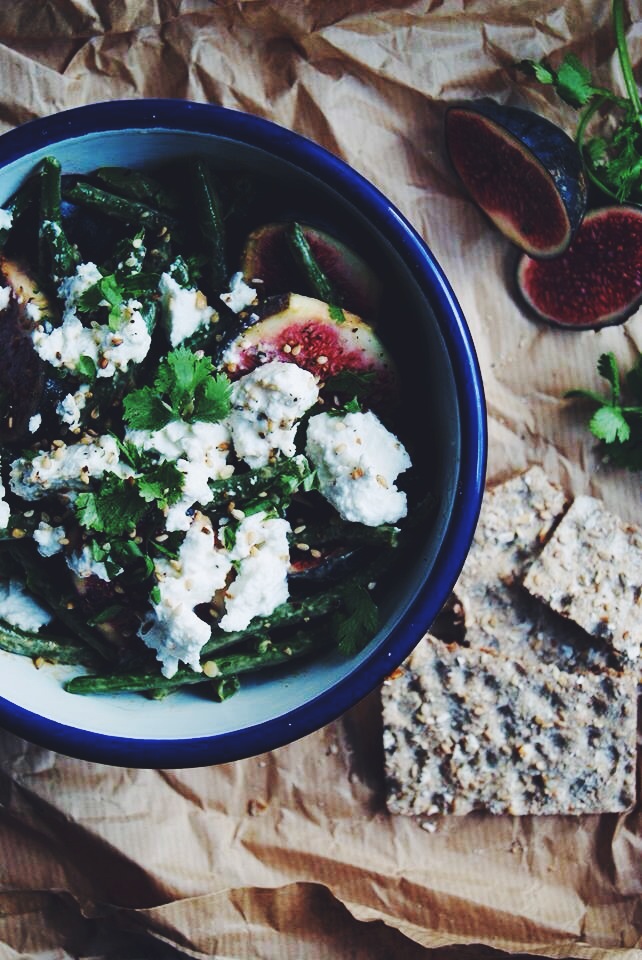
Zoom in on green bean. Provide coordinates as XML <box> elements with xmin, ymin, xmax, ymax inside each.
<box><xmin>94</xmin><ymin>167</ymin><xmax>181</xmax><ymax>213</ymax></box>
<box><xmin>0</xmin><ymin>618</ymin><xmax>100</xmax><ymax>666</ymax></box>
<box><xmin>189</xmin><ymin>159</ymin><xmax>227</xmax><ymax>291</ymax></box>
<box><xmin>63</xmin><ymin>181</ymin><xmax>178</xmax><ymax>235</ymax></box>
<box><xmin>39</xmin><ymin>157</ymin><xmax>80</xmax><ymax>281</ymax></box>
<box><xmin>289</xmin><ymin>517</ymin><xmax>399</xmax><ymax>551</ymax></box>
<box><xmin>0</xmin><ymin>177</ymin><xmax>36</xmax><ymax>249</ymax></box>
<box><xmin>208</xmin><ymin>455</ymin><xmax>311</xmax><ymax>511</ymax></box>
<box><xmin>201</xmin><ymin>591</ymin><xmax>340</xmax><ymax>655</ymax></box>
<box><xmin>12</xmin><ymin>549</ymin><xmax>117</xmax><ymax>663</ymax></box>
<box><xmin>64</xmin><ymin>630</ymin><xmax>324</xmax><ymax>696</ymax></box>
<box><xmin>288</xmin><ymin>222</ymin><xmax>345</xmax><ymax>322</ymax></box>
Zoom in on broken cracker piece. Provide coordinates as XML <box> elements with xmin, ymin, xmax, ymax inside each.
<box><xmin>460</xmin><ymin>465</ymin><xmax>566</xmax><ymax>589</ymax></box>
<box><xmin>382</xmin><ymin>636</ymin><xmax>637</xmax><ymax>817</ymax></box>
<box><xmin>523</xmin><ymin>495</ymin><xmax>642</xmax><ymax>660</ymax></box>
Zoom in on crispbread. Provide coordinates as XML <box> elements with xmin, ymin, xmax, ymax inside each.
<box><xmin>458</xmin><ymin>464</ymin><xmax>567</xmax><ymax>588</ymax></box>
<box><xmin>523</xmin><ymin>495</ymin><xmax>642</xmax><ymax>660</ymax></box>
<box><xmin>382</xmin><ymin>635</ymin><xmax>637</xmax><ymax>817</ymax></box>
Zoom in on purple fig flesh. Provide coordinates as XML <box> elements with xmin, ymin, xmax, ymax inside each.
<box><xmin>241</xmin><ymin>222</ymin><xmax>383</xmax><ymax>319</ymax></box>
<box><xmin>221</xmin><ymin>293</ymin><xmax>399</xmax><ymax>404</ymax></box>
<box><xmin>445</xmin><ymin>99</ymin><xmax>587</xmax><ymax>257</ymax></box>
<box><xmin>516</xmin><ymin>206</ymin><xmax>642</xmax><ymax>329</ymax></box>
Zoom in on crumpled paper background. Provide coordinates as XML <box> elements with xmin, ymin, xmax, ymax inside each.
<box><xmin>0</xmin><ymin>1</ymin><xmax>640</xmax><ymax>957</ymax></box>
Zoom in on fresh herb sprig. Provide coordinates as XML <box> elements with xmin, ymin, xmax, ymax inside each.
<box><xmin>566</xmin><ymin>350</ymin><xmax>642</xmax><ymax>469</ymax></box>
<box><xmin>521</xmin><ymin>0</ymin><xmax>642</xmax><ymax>203</ymax></box>
<box><xmin>123</xmin><ymin>347</ymin><xmax>232</xmax><ymax>430</ymax></box>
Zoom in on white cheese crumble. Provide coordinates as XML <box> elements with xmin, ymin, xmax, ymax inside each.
<box><xmin>218</xmin><ymin>511</ymin><xmax>291</xmax><ymax>633</ymax></box>
<box><xmin>0</xmin><ymin>285</ymin><xmax>12</xmax><ymax>311</ymax></box>
<box><xmin>56</xmin><ymin>384</ymin><xmax>92</xmax><ymax>433</ymax></box>
<box><xmin>25</xmin><ymin>301</ymin><xmax>41</xmax><ymax>323</ymax></box>
<box><xmin>159</xmin><ymin>272</ymin><xmax>216</xmax><ymax>347</ymax></box>
<box><xmin>66</xmin><ymin>545</ymin><xmax>111</xmax><ymax>582</ymax></box>
<box><xmin>33</xmin><ymin>521</ymin><xmax>66</xmax><ymax>558</ymax></box>
<box><xmin>31</xmin><ymin>263</ymin><xmax>152</xmax><ymax>378</ymax></box>
<box><xmin>227</xmin><ymin>359</ymin><xmax>319</xmax><ymax>468</ymax></box>
<box><xmin>220</xmin><ymin>271</ymin><xmax>257</xmax><ymax>314</ymax></box>
<box><xmin>28</xmin><ymin>413</ymin><xmax>42</xmax><ymax>433</ymax></box>
<box><xmin>32</xmin><ymin>302</ymin><xmax>151</xmax><ymax>379</ymax></box>
<box><xmin>126</xmin><ymin>419</ymin><xmax>232</xmax><ymax>532</ymax></box>
<box><xmin>305</xmin><ymin>410</ymin><xmax>411</xmax><ymax>526</ymax></box>
<box><xmin>139</xmin><ymin>511</ymin><xmax>233</xmax><ymax>677</ymax></box>
<box><xmin>0</xmin><ymin>470</ymin><xmax>10</xmax><ymax>529</ymax></box>
<box><xmin>58</xmin><ymin>261</ymin><xmax>103</xmax><ymax>310</ymax></box>
<box><xmin>9</xmin><ymin>434</ymin><xmax>127</xmax><ymax>501</ymax></box>
<box><xmin>0</xmin><ymin>207</ymin><xmax>13</xmax><ymax>232</ymax></box>
<box><xmin>0</xmin><ymin>578</ymin><xmax>52</xmax><ymax>632</ymax></box>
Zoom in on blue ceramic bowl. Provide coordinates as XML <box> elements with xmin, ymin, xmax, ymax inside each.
<box><xmin>0</xmin><ymin>100</ymin><xmax>486</xmax><ymax>767</ymax></box>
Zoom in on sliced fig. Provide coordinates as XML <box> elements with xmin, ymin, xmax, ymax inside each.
<box><xmin>220</xmin><ymin>293</ymin><xmax>399</xmax><ymax>404</ymax></box>
<box><xmin>516</xmin><ymin>206</ymin><xmax>642</xmax><ymax>330</ymax></box>
<box><xmin>445</xmin><ymin>98</ymin><xmax>587</xmax><ymax>258</ymax></box>
<box><xmin>240</xmin><ymin>222</ymin><xmax>383</xmax><ymax>319</ymax></box>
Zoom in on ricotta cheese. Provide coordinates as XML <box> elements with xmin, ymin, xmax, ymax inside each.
<box><xmin>218</xmin><ymin>511</ymin><xmax>291</xmax><ymax>633</ymax></box>
<box><xmin>33</xmin><ymin>521</ymin><xmax>66</xmax><ymax>558</ymax></box>
<box><xmin>220</xmin><ymin>271</ymin><xmax>257</xmax><ymax>314</ymax></box>
<box><xmin>159</xmin><ymin>272</ymin><xmax>216</xmax><ymax>347</ymax></box>
<box><xmin>0</xmin><ymin>207</ymin><xmax>13</xmax><ymax>232</ymax></box>
<box><xmin>10</xmin><ymin>434</ymin><xmax>127</xmax><ymax>501</ymax></box>
<box><xmin>305</xmin><ymin>410</ymin><xmax>411</xmax><ymax>526</ymax></box>
<box><xmin>32</xmin><ymin>261</ymin><xmax>152</xmax><ymax>378</ymax></box>
<box><xmin>0</xmin><ymin>578</ymin><xmax>52</xmax><ymax>632</ymax></box>
<box><xmin>66</xmin><ymin>544</ymin><xmax>111</xmax><ymax>582</ymax></box>
<box><xmin>56</xmin><ymin>384</ymin><xmax>92</xmax><ymax>433</ymax></box>
<box><xmin>0</xmin><ymin>285</ymin><xmax>12</xmax><ymax>311</ymax></box>
<box><xmin>126</xmin><ymin>419</ymin><xmax>233</xmax><ymax>532</ymax></box>
<box><xmin>227</xmin><ymin>359</ymin><xmax>319</xmax><ymax>468</ymax></box>
<box><xmin>0</xmin><ymin>471</ymin><xmax>10</xmax><ymax>529</ymax></box>
<box><xmin>139</xmin><ymin>511</ymin><xmax>233</xmax><ymax>677</ymax></box>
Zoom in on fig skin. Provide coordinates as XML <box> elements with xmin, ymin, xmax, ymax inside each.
<box><xmin>220</xmin><ymin>292</ymin><xmax>399</xmax><ymax>405</ymax></box>
<box><xmin>516</xmin><ymin>205</ymin><xmax>642</xmax><ymax>330</ymax></box>
<box><xmin>445</xmin><ymin>98</ymin><xmax>587</xmax><ymax>258</ymax></box>
<box><xmin>240</xmin><ymin>222</ymin><xmax>383</xmax><ymax>319</ymax></box>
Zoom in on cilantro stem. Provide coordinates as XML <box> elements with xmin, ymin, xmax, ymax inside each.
<box><xmin>613</xmin><ymin>0</ymin><xmax>642</xmax><ymax>122</ymax></box>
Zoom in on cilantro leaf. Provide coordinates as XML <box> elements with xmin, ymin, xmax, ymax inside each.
<box><xmin>589</xmin><ymin>405</ymin><xmax>631</xmax><ymax>444</ymax></box>
<box><xmin>137</xmin><ymin>460</ymin><xmax>184</xmax><ymax>508</ymax></box>
<box><xmin>122</xmin><ymin>386</ymin><xmax>173</xmax><ymax>432</ymax></box>
<box><xmin>193</xmin><ymin>373</ymin><xmax>233</xmax><ymax>422</ymax></box>
<box><xmin>75</xmin><ymin>475</ymin><xmax>148</xmax><ymax>536</ymax></box>
<box><xmin>597</xmin><ymin>351</ymin><xmax>621</xmax><ymax>401</ymax></box>
<box><xmin>566</xmin><ymin>349</ymin><xmax>642</xmax><ymax>470</ymax></box>
<box><xmin>335</xmin><ymin>584</ymin><xmax>379</xmax><ymax>656</ymax></box>
<box><xmin>76</xmin><ymin>273</ymin><xmax>125</xmax><ymax>328</ymax></box>
<box><xmin>555</xmin><ymin>54</ymin><xmax>602</xmax><ymax>107</ymax></box>
<box><xmin>123</xmin><ymin>348</ymin><xmax>232</xmax><ymax>430</ymax></box>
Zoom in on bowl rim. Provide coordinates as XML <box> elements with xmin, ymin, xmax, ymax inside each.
<box><xmin>0</xmin><ymin>99</ymin><xmax>486</xmax><ymax>767</ymax></box>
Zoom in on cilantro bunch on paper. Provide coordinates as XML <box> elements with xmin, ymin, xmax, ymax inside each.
<box><xmin>566</xmin><ymin>351</ymin><xmax>642</xmax><ymax>470</ymax></box>
<box><xmin>521</xmin><ymin>0</ymin><xmax>642</xmax><ymax>204</ymax></box>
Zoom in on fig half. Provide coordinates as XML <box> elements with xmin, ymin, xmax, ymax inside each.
<box><xmin>445</xmin><ymin>98</ymin><xmax>587</xmax><ymax>258</ymax></box>
<box><xmin>516</xmin><ymin>205</ymin><xmax>642</xmax><ymax>330</ymax></box>
<box><xmin>220</xmin><ymin>293</ymin><xmax>399</xmax><ymax>404</ymax></box>
<box><xmin>240</xmin><ymin>222</ymin><xmax>383</xmax><ymax>319</ymax></box>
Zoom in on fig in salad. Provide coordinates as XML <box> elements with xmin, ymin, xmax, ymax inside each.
<box><xmin>0</xmin><ymin>155</ymin><xmax>427</xmax><ymax>699</ymax></box>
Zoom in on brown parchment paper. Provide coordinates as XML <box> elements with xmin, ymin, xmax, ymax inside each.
<box><xmin>0</xmin><ymin>2</ymin><xmax>640</xmax><ymax>957</ymax></box>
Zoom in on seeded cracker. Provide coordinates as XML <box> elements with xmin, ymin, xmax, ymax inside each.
<box><xmin>382</xmin><ymin>635</ymin><xmax>637</xmax><ymax>816</ymax></box>
<box><xmin>523</xmin><ymin>495</ymin><xmax>642</xmax><ymax>660</ymax></box>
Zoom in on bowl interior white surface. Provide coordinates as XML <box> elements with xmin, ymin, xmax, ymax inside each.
<box><xmin>0</xmin><ymin>121</ymin><xmax>467</xmax><ymax>755</ymax></box>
